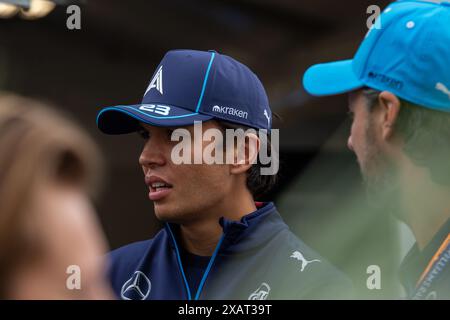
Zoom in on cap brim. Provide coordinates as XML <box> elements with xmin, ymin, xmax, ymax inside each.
<box><xmin>96</xmin><ymin>104</ymin><xmax>214</xmax><ymax>134</ymax></box>
<box><xmin>302</xmin><ymin>59</ymin><xmax>364</xmax><ymax>96</ymax></box>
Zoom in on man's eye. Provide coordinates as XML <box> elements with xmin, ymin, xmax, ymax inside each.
<box><xmin>138</xmin><ymin>129</ymin><xmax>150</xmax><ymax>140</ymax></box>
<box><xmin>166</xmin><ymin>129</ymin><xmax>175</xmax><ymax>139</ymax></box>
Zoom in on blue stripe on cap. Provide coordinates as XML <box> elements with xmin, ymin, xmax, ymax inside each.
<box><xmin>96</xmin><ymin>106</ymin><xmax>201</xmax><ymax>126</ymax></box>
<box><xmin>195</xmin><ymin>52</ymin><xmax>216</xmax><ymax>112</ymax></box>
<box><xmin>120</xmin><ymin>106</ymin><xmax>201</xmax><ymax>119</ymax></box>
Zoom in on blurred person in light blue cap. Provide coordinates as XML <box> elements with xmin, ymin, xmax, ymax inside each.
<box><xmin>302</xmin><ymin>0</ymin><xmax>450</xmax><ymax>299</ymax></box>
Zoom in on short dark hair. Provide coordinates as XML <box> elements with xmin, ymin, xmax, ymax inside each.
<box><xmin>216</xmin><ymin>120</ymin><xmax>279</xmax><ymax>199</ymax></box>
<box><xmin>362</xmin><ymin>87</ymin><xmax>450</xmax><ymax>187</ymax></box>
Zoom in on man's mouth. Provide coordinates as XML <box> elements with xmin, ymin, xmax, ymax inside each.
<box><xmin>150</xmin><ymin>181</ymin><xmax>173</xmax><ymax>192</ymax></box>
<box><xmin>145</xmin><ymin>176</ymin><xmax>173</xmax><ymax>201</ymax></box>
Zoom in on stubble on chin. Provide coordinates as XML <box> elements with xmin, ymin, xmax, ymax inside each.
<box><xmin>361</xmin><ymin>146</ymin><xmax>402</xmax><ymax>217</ymax></box>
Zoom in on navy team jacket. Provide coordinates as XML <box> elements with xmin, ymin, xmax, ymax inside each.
<box><xmin>108</xmin><ymin>202</ymin><xmax>352</xmax><ymax>300</ymax></box>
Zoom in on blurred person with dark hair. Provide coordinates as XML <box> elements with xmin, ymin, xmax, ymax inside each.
<box><xmin>97</xmin><ymin>49</ymin><xmax>351</xmax><ymax>300</ymax></box>
<box><xmin>0</xmin><ymin>94</ymin><xmax>113</xmax><ymax>299</ymax></box>
<box><xmin>303</xmin><ymin>1</ymin><xmax>450</xmax><ymax>299</ymax></box>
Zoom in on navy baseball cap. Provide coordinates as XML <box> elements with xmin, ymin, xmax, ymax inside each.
<box><xmin>97</xmin><ymin>49</ymin><xmax>272</xmax><ymax>134</ymax></box>
<box><xmin>302</xmin><ymin>0</ymin><xmax>450</xmax><ymax>113</ymax></box>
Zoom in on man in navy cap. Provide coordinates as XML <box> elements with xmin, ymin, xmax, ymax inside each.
<box><xmin>97</xmin><ymin>49</ymin><xmax>351</xmax><ymax>300</ymax></box>
<box><xmin>303</xmin><ymin>1</ymin><xmax>450</xmax><ymax>299</ymax></box>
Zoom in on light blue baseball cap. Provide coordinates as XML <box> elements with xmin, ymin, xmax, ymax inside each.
<box><xmin>302</xmin><ymin>0</ymin><xmax>450</xmax><ymax>112</ymax></box>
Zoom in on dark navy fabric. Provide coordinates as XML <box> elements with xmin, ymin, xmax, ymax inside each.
<box><xmin>179</xmin><ymin>246</ymin><xmax>211</xmax><ymax>296</ymax></box>
<box><xmin>108</xmin><ymin>202</ymin><xmax>353</xmax><ymax>300</ymax></box>
<box><xmin>142</xmin><ymin>50</ymin><xmax>212</xmax><ymax>111</ymax></box>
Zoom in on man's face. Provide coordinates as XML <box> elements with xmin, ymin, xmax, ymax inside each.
<box><xmin>138</xmin><ymin>121</ymin><xmax>235</xmax><ymax>223</ymax></box>
<box><xmin>7</xmin><ymin>183</ymin><xmax>113</xmax><ymax>299</ymax></box>
<box><xmin>347</xmin><ymin>90</ymin><xmax>382</xmax><ymax>178</ymax></box>
<box><xmin>347</xmin><ymin>89</ymin><xmax>399</xmax><ymax>206</ymax></box>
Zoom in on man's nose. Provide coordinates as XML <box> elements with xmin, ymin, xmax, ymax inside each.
<box><xmin>139</xmin><ymin>140</ymin><xmax>166</xmax><ymax>168</ymax></box>
<box><xmin>347</xmin><ymin>135</ymin><xmax>354</xmax><ymax>152</ymax></box>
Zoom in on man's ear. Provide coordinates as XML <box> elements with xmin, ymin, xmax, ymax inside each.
<box><xmin>378</xmin><ymin>91</ymin><xmax>401</xmax><ymax>140</ymax></box>
<box><xmin>230</xmin><ymin>132</ymin><xmax>260</xmax><ymax>175</ymax></box>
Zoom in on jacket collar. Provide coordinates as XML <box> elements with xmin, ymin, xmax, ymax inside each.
<box><xmin>218</xmin><ymin>202</ymin><xmax>287</xmax><ymax>253</ymax></box>
<box><xmin>165</xmin><ymin>202</ymin><xmax>288</xmax><ymax>255</ymax></box>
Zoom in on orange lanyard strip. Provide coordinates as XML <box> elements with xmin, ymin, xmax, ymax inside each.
<box><xmin>416</xmin><ymin>233</ymin><xmax>450</xmax><ymax>287</ymax></box>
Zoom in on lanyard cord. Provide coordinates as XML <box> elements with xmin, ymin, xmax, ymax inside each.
<box><xmin>166</xmin><ymin>223</ymin><xmax>224</xmax><ymax>300</ymax></box>
<box><xmin>416</xmin><ymin>234</ymin><xmax>450</xmax><ymax>286</ymax></box>
<box><xmin>413</xmin><ymin>233</ymin><xmax>450</xmax><ymax>299</ymax></box>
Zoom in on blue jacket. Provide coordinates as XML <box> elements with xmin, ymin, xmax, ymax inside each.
<box><xmin>108</xmin><ymin>202</ymin><xmax>352</xmax><ymax>300</ymax></box>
